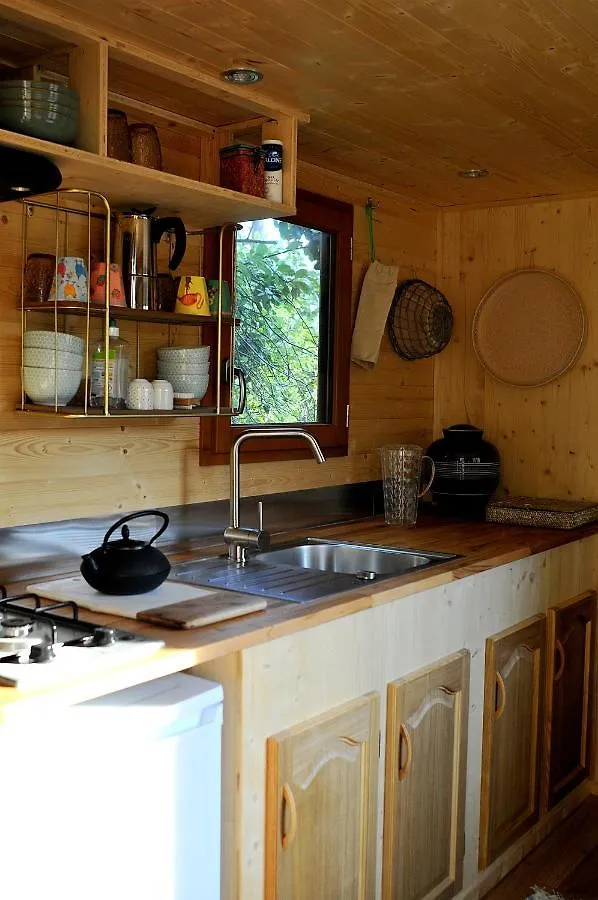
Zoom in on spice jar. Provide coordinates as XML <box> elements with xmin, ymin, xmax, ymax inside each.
<box><xmin>219</xmin><ymin>143</ymin><xmax>265</xmax><ymax>197</ymax></box>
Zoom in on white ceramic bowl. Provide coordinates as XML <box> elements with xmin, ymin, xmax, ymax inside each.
<box><xmin>156</xmin><ymin>346</ymin><xmax>210</xmax><ymax>364</ymax></box>
<box><xmin>23</xmin><ymin>365</ymin><xmax>82</xmax><ymax>406</ymax></box>
<box><xmin>157</xmin><ymin>370</ymin><xmax>209</xmax><ymax>398</ymax></box>
<box><xmin>23</xmin><ymin>347</ymin><xmax>84</xmax><ymax>371</ymax></box>
<box><xmin>157</xmin><ymin>360</ymin><xmax>209</xmax><ymax>376</ymax></box>
<box><xmin>23</xmin><ymin>330</ymin><xmax>84</xmax><ymax>355</ymax></box>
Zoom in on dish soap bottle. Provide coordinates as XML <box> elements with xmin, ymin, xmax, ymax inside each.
<box><xmin>89</xmin><ymin>318</ymin><xmax>130</xmax><ymax>409</ymax></box>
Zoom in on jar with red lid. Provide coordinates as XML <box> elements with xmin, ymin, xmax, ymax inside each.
<box><xmin>219</xmin><ymin>143</ymin><xmax>265</xmax><ymax>197</ymax></box>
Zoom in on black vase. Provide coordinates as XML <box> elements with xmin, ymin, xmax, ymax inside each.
<box><xmin>426</xmin><ymin>424</ymin><xmax>500</xmax><ymax>518</ymax></box>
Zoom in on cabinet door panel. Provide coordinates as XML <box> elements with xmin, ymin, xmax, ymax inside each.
<box><xmin>383</xmin><ymin>651</ymin><xmax>470</xmax><ymax>900</ymax></box>
<box><xmin>265</xmin><ymin>693</ymin><xmax>380</xmax><ymax>900</ymax></box>
<box><xmin>544</xmin><ymin>591</ymin><xmax>596</xmax><ymax>810</ymax></box>
<box><xmin>479</xmin><ymin>615</ymin><xmax>546</xmax><ymax>869</ymax></box>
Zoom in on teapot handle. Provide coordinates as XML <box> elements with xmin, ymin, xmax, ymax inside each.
<box><xmin>102</xmin><ymin>510</ymin><xmax>170</xmax><ymax>548</ymax></box>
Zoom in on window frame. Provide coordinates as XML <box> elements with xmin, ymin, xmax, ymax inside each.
<box><xmin>199</xmin><ymin>189</ymin><xmax>353</xmax><ymax>465</ymax></box>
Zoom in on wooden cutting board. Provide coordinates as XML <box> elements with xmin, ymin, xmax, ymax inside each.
<box><xmin>136</xmin><ymin>592</ymin><xmax>267</xmax><ymax>629</ymax></box>
<box><xmin>27</xmin><ymin>575</ymin><xmax>267</xmax><ymax>628</ymax></box>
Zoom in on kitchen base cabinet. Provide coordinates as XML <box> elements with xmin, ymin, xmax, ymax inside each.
<box><xmin>382</xmin><ymin>651</ymin><xmax>470</xmax><ymax>900</ymax></box>
<box><xmin>543</xmin><ymin>591</ymin><xmax>596</xmax><ymax>812</ymax></box>
<box><xmin>479</xmin><ymin>614</ymin><xmax>546</xmax><ymax>869</ymax></box>
<box><xmin>265</xmin><ymin>693</ymin><xmax>380</xmax><ymax>900</ymax></box>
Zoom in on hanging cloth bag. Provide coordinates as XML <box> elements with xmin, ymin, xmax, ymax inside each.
<box><xmin>351</xmin><ymin>200</ymin><xmax>399</xmax><ymax>369</ymax></box>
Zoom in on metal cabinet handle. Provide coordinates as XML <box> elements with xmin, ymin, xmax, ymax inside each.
<box><xmin>495</xmin><ymin>672</ymin><xmax>506</xmax><ymax>719</ymax></box>
<box><xmin>281</xmin><ymin>782</ymin><xmax>297</xmax><ymax>849</ymax></box>
<box><xmin>223</xmin><ymin>361</ymin><xmax>247</xmax><ymax>415</ymax></box>
<box><xmin>398</xmin><ymin>722</ymin><xmax>412</xmax><ymax>780</ymax></box>
<box><xmin>554</xmin><ymin>639</ymin><xmax>566</xmax><ymax>682</ymax></box>
<box><xmin>233</xmin><ymin>366</ymin><xmax>246</xmax><ymax>415</ymax></box>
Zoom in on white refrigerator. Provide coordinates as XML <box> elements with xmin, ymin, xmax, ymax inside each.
<box><xmin>2</xmin><ymin>673</ymin><xmax>223</xmax><ymax>900</ymax></box>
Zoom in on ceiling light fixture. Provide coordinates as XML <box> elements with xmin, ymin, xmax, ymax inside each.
<box><xmin>458</xmin><ymin>168</ymin><xmax>490</xmax><ymax>179</ymax></box>
<box><xmin>221</xmin><ymin>67</ymin><xmax>263</xmax><ymax>85</ymax></box>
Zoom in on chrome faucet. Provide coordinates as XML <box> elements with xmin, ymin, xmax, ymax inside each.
<box><xmin>223</xmin><ymin>429</ymin><xmax>326</xmax><ymax>564</ymax></box>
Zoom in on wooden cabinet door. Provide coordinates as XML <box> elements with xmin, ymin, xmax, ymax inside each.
<box><xmin>543</xmin><ymin>591</ymin><xmax>596</xmax><ymax>811</ymax></box>
<box><xmin>265</xmin><ymin>693</ymin><xmax>380</xmax><ymax>900</ymax></box>
<box><xmin>479</xmin><ymin>614</ymin><xmax>546</xmax><ymax>869</ymax></box>
<box><xmin>382</xmin><ymin>651</ymin><xmax>470</xmax><ymax>900</ymax></box>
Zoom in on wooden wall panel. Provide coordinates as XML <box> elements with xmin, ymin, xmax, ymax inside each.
<box><xmin>435</xmin><ymin>196</ymin><xmax>598</xmax><ymax>501</ymax></box>
<box><xmin>0</xmin><ymin>161</ymin><xmax>436</xmax><ymax>526</ymax></box>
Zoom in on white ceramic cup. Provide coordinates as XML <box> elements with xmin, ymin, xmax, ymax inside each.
<box><xmin>126</xmin><ymin>378</ymin><xmax>154</xmax><ymax>410</ymax></box>
<box><xmin>152</xmin><ymin>379</ymin><xmax>174</xmax><ymax>410</ymax></box>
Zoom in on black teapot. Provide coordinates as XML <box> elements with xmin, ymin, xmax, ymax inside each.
<box><xmin>81</xmin><ymin>510</ymin><xmax>171</xmax><ymax>595</ymax></box>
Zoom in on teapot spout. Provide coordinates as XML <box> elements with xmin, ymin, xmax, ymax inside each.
<box><xmin>81</xmin><ymin>552</ymin><xmax>99</xmax><ymax>574</ymax></box>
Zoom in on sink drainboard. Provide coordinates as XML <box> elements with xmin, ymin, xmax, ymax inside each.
<box><xmin>172</xmin><ymin>558</ymin><xmax>364</xmax><ymax>603</ymax></box>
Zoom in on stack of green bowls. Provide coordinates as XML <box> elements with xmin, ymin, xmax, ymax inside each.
<box><xmin>0</xmin><ymin>80</ymin><xmax>80</xmax><ymax>145</ymax></box>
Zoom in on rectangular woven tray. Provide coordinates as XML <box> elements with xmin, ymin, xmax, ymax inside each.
<box><xmin>486</xmin><ymin>496</ymin><xmax>598</xmax><ymax>529</ymax></box>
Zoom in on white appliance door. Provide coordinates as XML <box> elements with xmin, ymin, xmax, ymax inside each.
<box><xmin>1</xmin><ymin>673</ymin><xmax>223</xmax><ymax>900</ymax></box>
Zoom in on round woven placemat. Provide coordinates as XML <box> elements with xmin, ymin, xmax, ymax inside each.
<box><xmin>472</xmin><ymin>269</ymin><xmax>586</xmax><ymax>387</ymax></box>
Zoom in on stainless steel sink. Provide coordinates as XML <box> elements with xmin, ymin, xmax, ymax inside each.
<box><xmin>256</xmin><ymin>539</ymin><xmax>455</xmax><ymax>578</ymax></box>
<box><xmin>171</xmin><ymin>539</ymin><xmax>458</xmax><ymax>604</ymax></box>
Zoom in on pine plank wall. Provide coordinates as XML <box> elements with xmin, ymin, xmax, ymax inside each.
<box><xmin>0</xmin><ymin>161</ymin><xmax>437</xmax><ymax>526</ymax></box>
<box><xmin>435</xmin><ymin>195</ymin><xmax>598</xmax><ymax>502</ymax></box>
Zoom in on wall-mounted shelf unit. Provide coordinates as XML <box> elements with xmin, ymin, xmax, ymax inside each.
<box><xmin>0</xmin><ymin>4</ymin><xmax>301</xmax><ymax>226</ymax></box>
<box><xmin>19</xmin><ymin>190</ymin><xmax>240</xmax><ymax>420</ymax></box>
<box><xmin>0</xmin><ymin>128</ymin><xmax>295</xmax><ymax>231</ymax></box>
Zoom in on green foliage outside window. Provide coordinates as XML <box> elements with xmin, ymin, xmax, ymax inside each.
<box><xmin>233</xmin><ymin>219</ymin><xmax>324</xmax><ymax>425</ymax></box>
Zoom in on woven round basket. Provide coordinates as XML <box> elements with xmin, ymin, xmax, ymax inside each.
<box><xmin>387</xmin><ymin>279</ymin><xmax>453</xmax><ymax>360</ymax></box>
<box><xmin>472</xmin><ymin>269</ymin><xmax>586</xmax><ymax>387</ymax></box>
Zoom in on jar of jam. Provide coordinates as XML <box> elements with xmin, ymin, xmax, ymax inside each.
<box><xmin>219</xmin><ymin>143</ymin><xmax>265</xmax><ymax>197</ymax></box>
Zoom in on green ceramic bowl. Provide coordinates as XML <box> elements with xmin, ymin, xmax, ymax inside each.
<box><xmin>0</xmin><ymin>105</ymin><xmax>78</xmax><ymax>144</ymax></box>
<box><xmin>0</xmin><ymin>81</ymin><xmax>80</xmax><ymax>110</ymax></box>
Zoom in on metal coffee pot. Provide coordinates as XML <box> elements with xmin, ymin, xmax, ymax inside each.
<box><xmin>113</xmin><ymin>208</ymin><xmax>186</xmax><ymax>310</ymax></box>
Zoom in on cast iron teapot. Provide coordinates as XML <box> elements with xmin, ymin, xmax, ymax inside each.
<box><xmin>81</xmin><ymin>510</ymin><xmax>171</xmax><ymax>595</ymax></box>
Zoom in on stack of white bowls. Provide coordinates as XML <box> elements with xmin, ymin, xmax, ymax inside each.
<box><xmin>157</xmin><ymin>346</ymin><xmax>210</xmax><ymax>400</ymax></box>
<box><xmin>23</xmin><ymin>330</ymin><xmax>84</xmax><ymax>406</ymax></box>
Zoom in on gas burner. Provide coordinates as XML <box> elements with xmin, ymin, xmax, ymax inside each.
<box><xmin>0</xmin><ymin>614</ymin><xmax>33</xmax><ymax>638</ymax></box>
<box><xmin>0</xmin><ymin>585</ymin><xmax>164</xmax><ymax>687</ymax></box>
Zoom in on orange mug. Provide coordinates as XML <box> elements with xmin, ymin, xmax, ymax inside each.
<box><xmin>90</xmin><ymin>262</ymin><xmax>126</xmax><ymax>307</ymax></box>
<box><xmin>175</xmin><ymin>275</ymin><xmax>211</xmax><ymax>316</ymax></box>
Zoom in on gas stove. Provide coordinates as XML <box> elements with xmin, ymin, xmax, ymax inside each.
<box><xmin>0</xmin><ymin>588</ymin><xmax>164</xmax><ymax>688</ymax></box>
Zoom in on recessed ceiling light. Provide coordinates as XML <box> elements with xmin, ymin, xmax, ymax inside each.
<box><xmin>458</xmin><ymin>168</ymin><xmax>490</xmax><ymax>179</ymax></box>
<box><xmin>221</xmin><ymin>67</ymin><xmax>263</xmax><ymax>85</ymax></box>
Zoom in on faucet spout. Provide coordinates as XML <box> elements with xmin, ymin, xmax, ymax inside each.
<box><xmin>224</xmin><ymin>429</ymin><xmax>326</xmax><ymax>563</ymax></box>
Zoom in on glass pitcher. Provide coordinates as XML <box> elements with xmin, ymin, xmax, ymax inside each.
<box><xmin>379</xmin><ymin>445</ymin><xmax>435</xmax><ymax>526</ymax></box>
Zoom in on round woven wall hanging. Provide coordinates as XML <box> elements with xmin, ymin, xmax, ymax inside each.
<box><xmin>387</xmin><ymin>279</ymin><xmax>453</xmax><ymax>360</ymax></box>
<box><xmin>472</xmin><ymin>268</ymin><xmax>586</xmax><ymax>387</ymax></box>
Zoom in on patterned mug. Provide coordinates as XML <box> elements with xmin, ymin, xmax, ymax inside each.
<box><xmin>50</xmin><ymin>256</ymin><xmax>88</xmax><ymax>302</ymax></box>
<box><xmin>90</xmin><ymin>262</ymin><xmax>126</xmax><ymax>307</ymax></box>
<box><xmin>126</xmin><ymin>379</ymin><xmax>154</xmax><ymax>410</ymax></box>
<box><xmin>175</xmin><ymin>275</ymin><xmax>211</xmax><ymax>316</ymax></box>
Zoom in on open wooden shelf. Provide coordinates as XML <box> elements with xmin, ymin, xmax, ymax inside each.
<box><xmin>18</xmin><ymin>403</ymin><xmax>233</xmax><ymax>418</ymax></box>
<box><xmin>23</xmin><ymin>300</ymin><xmax>236</xmax><ymax>327</ymax></box>
<box><xmin>0</xmin><ymin>128</ymin><xmax>295</xmax><ymax>229</ymax></box>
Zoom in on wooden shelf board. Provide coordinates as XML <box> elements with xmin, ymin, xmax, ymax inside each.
<box><xmin>18</xmin><ymin>403</ymin><xmax>233</xmax><ymax>418</ymax></box>
<box><xmin>0</xmin><ymin>128</ymin><xmax>295</xmax><ymax>229</ymax></box>
<box><xmin>23</xmin><ymin>301</ymin><xmax>236</xmax><ymax>327</ymax></box>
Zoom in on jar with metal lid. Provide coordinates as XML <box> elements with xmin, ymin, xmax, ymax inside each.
<box><xmin>219</xmin><ymin>143</ymin><xmax>265</xmax><ymax>197</ymax></box>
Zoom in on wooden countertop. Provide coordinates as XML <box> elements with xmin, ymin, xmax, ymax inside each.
<box><xmin>1</xmin><ymin>513</ymin><xmax>597</xmax><ymax>722</ymax></box>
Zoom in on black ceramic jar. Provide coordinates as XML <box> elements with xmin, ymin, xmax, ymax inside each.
<box><xmin>426</xmin><ymin>424</ymin><xmax>500</xmax><ymax>518</ymax></box>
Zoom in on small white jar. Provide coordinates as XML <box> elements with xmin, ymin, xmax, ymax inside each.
<box><xmin>152</xmin><ymin>379</ymin><xmax>174</xmax><ymax>410</ymax></box>
<box><xmin>126</xmin><ymin>378</ymin><xmax>153</xmax><ymax>410</ymax></box>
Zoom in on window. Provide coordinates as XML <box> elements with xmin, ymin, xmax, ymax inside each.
<box><xmin>233</xmin><ymin>218</ymin><xmax>332</xmax><ymax>426</ymax></box>
<box><xmin>199</xmin><ymin>190</ymin><xmax>353</xmax><ymax>464</ymax></box>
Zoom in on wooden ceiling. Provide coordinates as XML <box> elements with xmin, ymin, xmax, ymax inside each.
<box><xmin>15</xmin><ymin>0</ymin><xmax>598</xmax><ymax>206</ymax></box>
